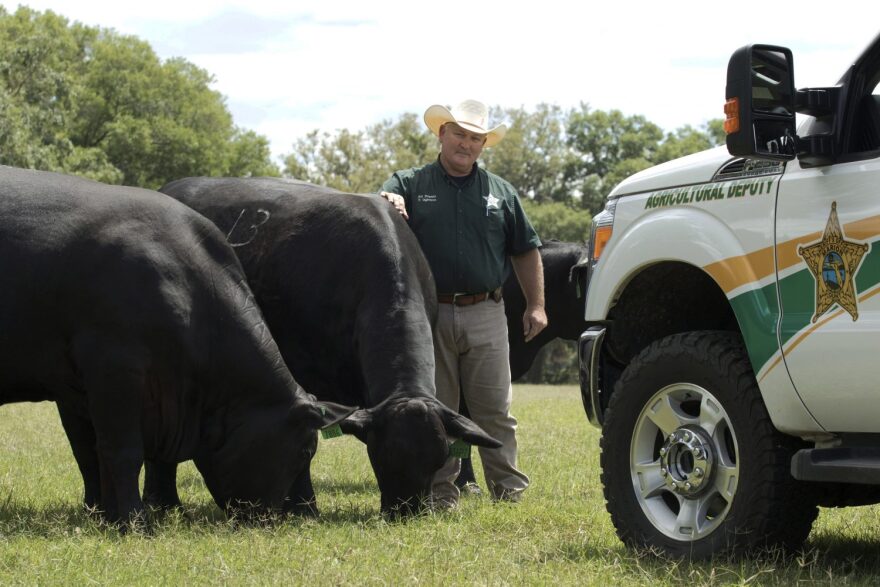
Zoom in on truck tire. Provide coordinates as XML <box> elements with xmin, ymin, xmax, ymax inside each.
<box><xmin>600</xmin><ymin>331</ymin><xmax>818</xmax><ymax>558</ymax></box>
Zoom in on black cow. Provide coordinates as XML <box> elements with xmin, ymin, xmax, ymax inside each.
<box><xmin>505</xmin><ymin>239</ymin><xmax>590</xmax><ymax>380</ymax></box>
<box><xmin>457</xmin><ymin>239</ymin><xmax>590</xmax><ymax>490</ymax></box>
<box><xmin>0</xmin><ymin>166</ymin><xmax>353</xmax><ymax>524</ymax></box>
<box><xmin>158</xmin><ymin>177</ymin><xmax>501</xmax><ymax>516</ymax></box>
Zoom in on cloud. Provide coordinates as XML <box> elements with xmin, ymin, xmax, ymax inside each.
<box><xmin>144</xmin><ymin>11</ymin><xmax>304</xmax><ymax>55</ymax></box>
<box><xmin>140</xmin><ymin>9</ymin><xmax>375</xmax><ymax>56</ymax></box>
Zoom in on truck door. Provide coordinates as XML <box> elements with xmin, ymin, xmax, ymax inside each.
<box><xmin>775</xmin><ymin>86</ymin><xmax>880</xmax><ymax>431</ymax></box>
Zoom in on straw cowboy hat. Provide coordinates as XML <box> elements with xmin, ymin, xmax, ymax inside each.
<box><xmin>424</xmin><ymin>100</ymin><xmax>507</xmax><ymax>147</ymax></box>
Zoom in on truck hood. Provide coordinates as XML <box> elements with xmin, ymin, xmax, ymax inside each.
<box><xmin>609</xmin><ymin>146</ymin><xmax>737</xmax><ymax>198</ymax></box>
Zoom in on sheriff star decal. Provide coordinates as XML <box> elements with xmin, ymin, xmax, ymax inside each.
<box><xmin>484</xmin><ymin>193</ymin><xmax>500</xmax><ymax>211</ymax></box>
<box><xmin>798</xmin><ymin>202</ymin><xmax>869</xmax><ymax>322</ymax></box>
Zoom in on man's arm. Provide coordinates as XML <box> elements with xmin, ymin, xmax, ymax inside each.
<box><xmin>511</xmin><ymin>248</ymin><xmax>548</xmax><ymax>342</ymax></box>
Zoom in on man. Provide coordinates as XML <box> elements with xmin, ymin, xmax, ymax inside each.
<box><xmin>379</xmin><ymin>99</ymin><xmax>547</xmax><ymax>509</ymax></box>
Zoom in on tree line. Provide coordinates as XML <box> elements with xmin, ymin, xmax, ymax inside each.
<box><xmin>1</xmin><ymin>6</ymin><xmax>725</xmax><ymax>382</ymax></box>
<box><xmin>283</xmin><ymin>106</ymin><xmax>725</xmax><ymax>241</ymax></box>
<box><xmin>0</xmin><ymin>6</ymin><xmax>279</xmax><ymax>188</ymax></box>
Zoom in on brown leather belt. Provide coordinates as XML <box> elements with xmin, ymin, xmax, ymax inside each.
<box><xmin>437</xmin><ymin>289</ymin><xmax>502</xmax><ymax>306</ymax></box>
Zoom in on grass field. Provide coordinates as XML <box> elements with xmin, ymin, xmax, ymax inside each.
<box><xmin>2</xmin><ymin>385</ymin><xmax>880</xmax><ymax>585</ymax></box>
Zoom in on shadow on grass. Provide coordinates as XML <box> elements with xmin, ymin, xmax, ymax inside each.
<box><xmin>312</xmin><ymin>478</ymin><xmax>377</xmax><ymax>495</ymax></box>
<box><xmin>309</xmin><ymin>507</ymin><xmax>381</xmax><ymax>525</ymax></box>
<box><xmin>0</xmin><ymin>497</ymin><xmax>391</xmax><ymax>536</ymax></box>
<box><xmin>541</xmin><ymin>537</ymin><xmax>880</xmax><ymax>580</ymax></box>
<box><xmin>168</xmin><ymin>468</ymin><xmax>377</xmax><ymax>497</ymax></box>
<box><xmin>0</xmin><ymin>503</ymin><xmax>103</xmax><ymax>536</ymax></box>
<box><xmin>802</xmin><ymin>536</ymin><xmax>880</xmax><ymax>574</ymax></box>
<box><xmin>0</xmin><ymin>499</ymin><xmax>234</xmax><ymax>537</ymax></box>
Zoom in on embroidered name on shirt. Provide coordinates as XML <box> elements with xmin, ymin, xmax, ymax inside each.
<box><xmin>417</xmin><ymin>194</ymin><xmax>438</xmax><ymax>203</ymax></box>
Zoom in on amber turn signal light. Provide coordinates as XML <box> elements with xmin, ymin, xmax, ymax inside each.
<box><xmin>723</xmin><ymin>98</ymin><xmax>740</xmax><ymax>134</ymax></box>
<box><xmin>592</xmin><ymin>225</ymin><xmax>613</xmax><ymax>262</ymax></box>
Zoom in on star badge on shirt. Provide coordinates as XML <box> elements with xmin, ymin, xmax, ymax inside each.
<box><xmin>484</xmin><ymin>193</ymin><xmax>500</xmax><ymax>213</ymax></box>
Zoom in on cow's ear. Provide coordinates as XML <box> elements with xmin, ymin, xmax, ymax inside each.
<box><xmin>441</xmin><ymin>409</ymin><xmax>502</xmax><ymax>449</ymax></box>
<box><xmin>570</xmin><ymin>259</ymin><xmax>590</xmax><ymax>299</ymax></box>
<box><xmin>338</xmin><ymin>409</ymin><xmax>373</xmax><ymax>444</ymax></box>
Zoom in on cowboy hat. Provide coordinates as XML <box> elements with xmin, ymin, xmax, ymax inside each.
<box><xmin>424</xmin><ymin>99</ymin><xmax>507</xmax><ymax>147</ymax></box>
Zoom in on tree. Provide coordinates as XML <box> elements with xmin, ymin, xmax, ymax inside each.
<box><xmin>480</xmin><ymin>104</ymin><xmax>572</xmax><ymax>204</ymax></box>
<box><xmin>520</xmin><ymin>199</ymin><xmax>590</xmax><ymax>243</ymax></box>
<box><xmin>655</xmin><ymin>122</ymin><xmax>725</xmax><ymax>163</ymax></box>
<box><xmin>279</xmin><ymin>104</ymin><xmax>720</xmax><ymax>239</ymax></box>
<box><xmin>0</xmin><ymin>7</ymin><xmax>101</xmax><ymax>175</ymax></box>
<box><xmin>226</xmin><ymin>129</ymin><xmax>280</xmax><ymax>178</ymax></box>
<box><xmin>562</xmin><ymin>103</ymin><xmax>725</xmax><ymax>214</ymax></box>
<box><xmin>367</xmin><ymin>112</ymin><xmax>436</xmax><ymax>173</ymax></box>
<box><xmin>283</xmin><ymin>128</ymin><xmax>370</xmax><ymax>192</ymax></box>
<box><xmin>0</xmin><ymin>7</ymin><xmax>278</xmax><ymax>187</ymax></box>
<box><xmin>564</xmin><ymin>104</ymin><xmax>664</xmax><ymax>213</ymax></box>
<box><xmin>283</xmin><ymin>113</ymin><xmax>434</xmax><ymax>192</ymax></box>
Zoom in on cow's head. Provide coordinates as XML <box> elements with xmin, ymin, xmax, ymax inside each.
<box><xmin>338</xmin><ymin>393</ymin><xmax>501</xmax><ymax>517</ymax></box>
<box><xmin>194</xmin><ymin>398</ymin><xmax>355</xmax><ymax>518</ymax></box>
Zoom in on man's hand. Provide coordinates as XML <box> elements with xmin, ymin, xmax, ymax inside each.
<box><xmin>379</xmin><ymin>191</ymin><xmax>409</xmax><ymax>220</ymax></box>
<box><xmin>522</xmin><ymin>304</ymin><xmax>548</xmax><ymax>343</ymax></box>
<box><xmin>511</xmin><ymin>248</ymin><xmax>547</xmax><ymax>343</ymax></box>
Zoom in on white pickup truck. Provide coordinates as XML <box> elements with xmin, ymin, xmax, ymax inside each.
<box><xmin>579</xmin><ymin>34</ymin><xmax>880</xmax><ymax>558</ymax></box>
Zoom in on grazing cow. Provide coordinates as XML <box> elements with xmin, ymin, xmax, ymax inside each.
<box><xmin>0</xmin><ymin>166</ymin><xmax>354</xmax><ymax>524</ymax></box>
<box><xmin>158</xmin><ymin>176</ymin><xmax>501</xmax><ymax>516</ymax></box>
<box><xmin>457</xmin><ymin>239</ymin><xmax>590</xmax><ymax>490</ymax></box>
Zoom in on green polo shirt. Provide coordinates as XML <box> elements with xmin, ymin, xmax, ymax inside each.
<box><xmin>381</xmin><ymin>159</ymin><xmax>541</xmax><ymax>294</ymax></box>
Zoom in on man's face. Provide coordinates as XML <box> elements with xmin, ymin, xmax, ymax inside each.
<box><xmin>438</xmin><ymin>123</ymin><xmax>487</xmax><ymax>176</ymax></box>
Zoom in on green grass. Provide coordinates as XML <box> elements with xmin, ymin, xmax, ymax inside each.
<box><xmin>2</xmin><ymin>385</ymin><xmax>880</xmax><ymax>585</ymax></box>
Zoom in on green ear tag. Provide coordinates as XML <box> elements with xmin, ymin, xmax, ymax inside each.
<box><xmin>321</xmin><ymin>424</ymin><xmax>343</xmax><ymax>439</ymax></box>
<box><xmin>449</xmin><ymin>439</ymin><xmax>471</xmax><ymax>459</ymax></box>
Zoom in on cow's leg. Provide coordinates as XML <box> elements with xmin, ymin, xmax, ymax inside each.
<box><xmin>283</xmin><ymin>466</ymin><xmax>319</xmax><ymax>517</ymax></box>
<box><xmin>143</xmin><ymin>460</ymin><xmax>182</xmax><ymax>510</ymax></box>
<box><xmin>56</xmin><ymin>403</ymin><xmax>101</xmax><ymax>509</ymax></box>
<box><xmin>90</xmin><ymin>385</ymin><xmax>145</xmax><ymax>525</ymax></box>
<box><xmin>454</xmin><ymin>391</ymin><xmax>481</xmax><ymax>494</ymax></box>
<box><xmin>73</xmin><ymin>337</ymin><xmax>146</xmax><ymax>526</ymax></box>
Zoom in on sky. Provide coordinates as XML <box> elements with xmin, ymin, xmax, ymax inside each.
<box><xmin>2</xmin><ymin>0</ymin><xmax>877</xmax><ymax>163</ymax></box>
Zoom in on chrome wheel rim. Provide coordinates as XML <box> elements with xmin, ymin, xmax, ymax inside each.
<box><xmin>630</xmin><ymin>383</ymin><xmax>739</xmax><ymax>541</ymax></box>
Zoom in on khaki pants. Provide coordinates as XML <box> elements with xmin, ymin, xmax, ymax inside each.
<box><xmin>431</xmin><ymin>299</ymin><xmax>530</xmax><ymax>502</ymax></box>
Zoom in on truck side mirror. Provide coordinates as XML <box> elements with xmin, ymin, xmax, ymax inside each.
<box><xmin>725</xmin><ymin>44</ymin><xmax>797</xmax><ymax>160</ymax></box>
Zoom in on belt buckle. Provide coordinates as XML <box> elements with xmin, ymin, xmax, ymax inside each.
<box><xmin>452</xmin><ymin>292</ymin><xmax>465</xmax><ymax>306</ymax></box>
